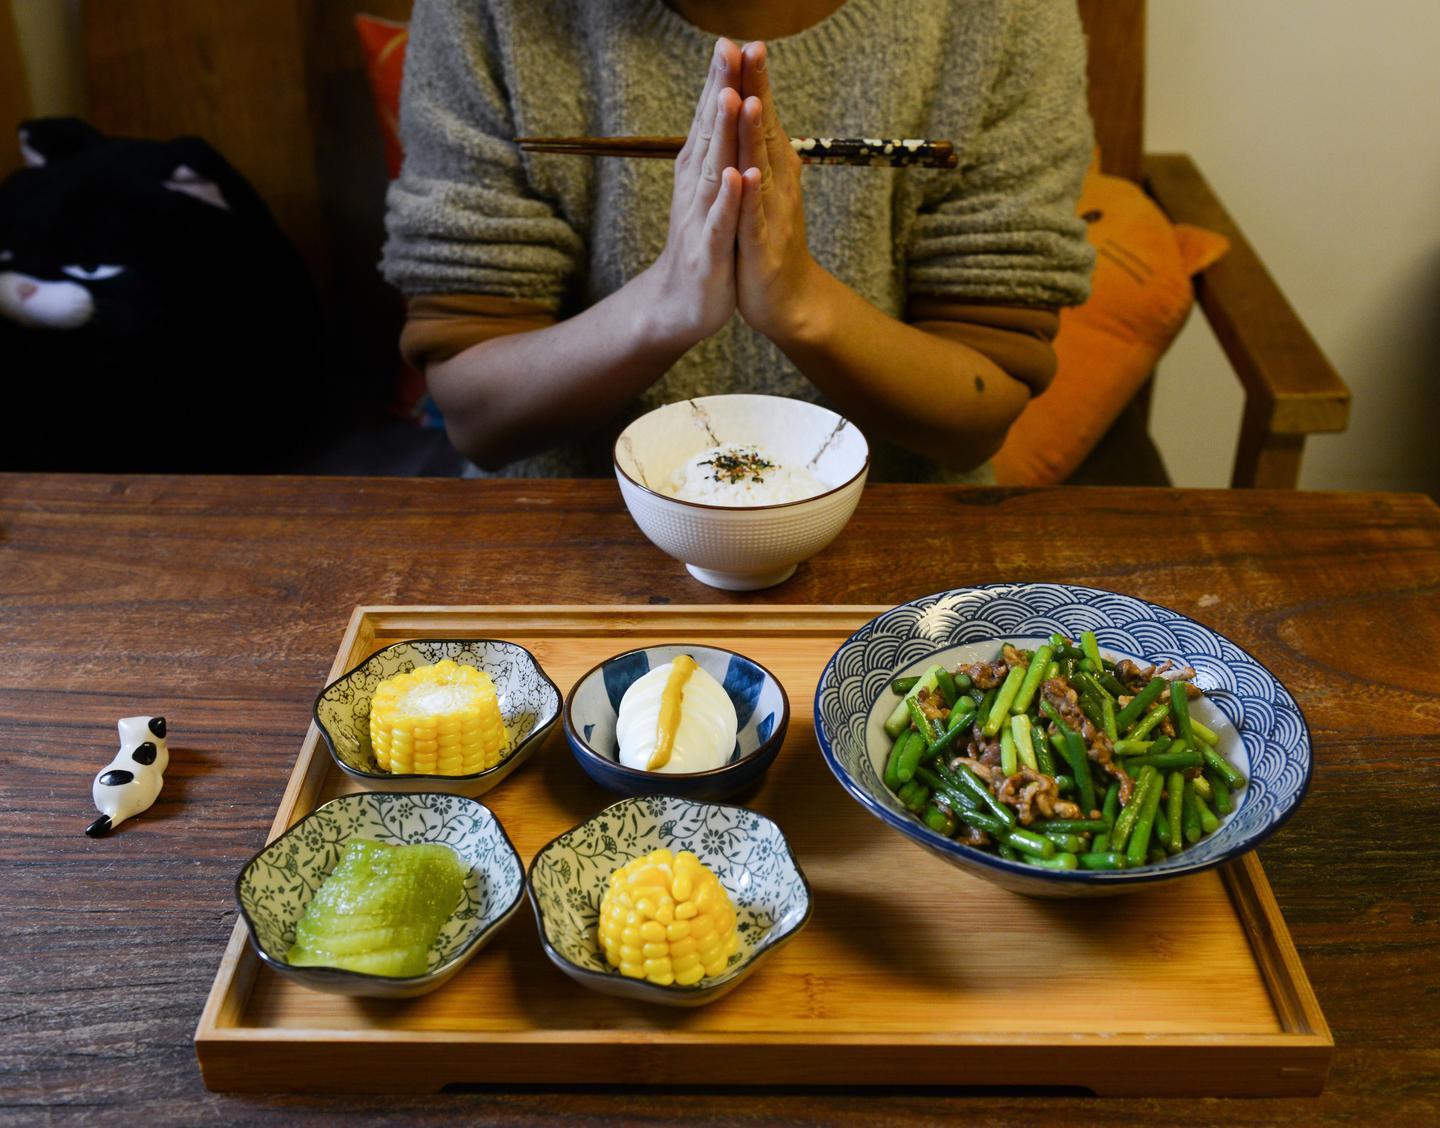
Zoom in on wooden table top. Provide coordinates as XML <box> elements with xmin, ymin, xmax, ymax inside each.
<box><xmin>2</xmin><ymin>474</ymin><xmax>1437</xmax><ymax>1126</ymax></box>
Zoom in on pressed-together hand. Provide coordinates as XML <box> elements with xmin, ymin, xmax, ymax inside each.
<box><xmin>647</xmin><ymin>38</ymin><xmax>744</xmax><ymax>346</ymax></box>
<box><xmin>735</xmin><ymin>40</ymin><xmax>824</xmax><ymax>343</ymax></box>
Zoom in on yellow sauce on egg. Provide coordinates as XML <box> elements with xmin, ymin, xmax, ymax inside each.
<box><xmin>646</xmin><ymin>654</ymin><xmax>697</xmax><ymax>771</ymax></box>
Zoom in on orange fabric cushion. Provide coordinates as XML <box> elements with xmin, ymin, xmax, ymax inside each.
<box><xmin>355</xmin><ymin>14</ymin><xmax>408</xmax><ymax>181</ymax></box>
<box><xmin>991</xmin><ymin>157</ymin><xmax>1229</xmax><ymax>486</ymax></box>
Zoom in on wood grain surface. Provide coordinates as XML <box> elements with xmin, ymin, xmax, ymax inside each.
<box><xmin>197</xmin><ymin>607</ymin><xmax>1327</xmax><ymax>1097</ymax></box>
<box><xmin>2</xmin><ymin>475</ymin><xmax>1438</xmax><ymax>1125</ymax></box>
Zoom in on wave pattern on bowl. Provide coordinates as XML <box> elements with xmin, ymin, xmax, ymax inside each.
<box><xmin>816</xmin><ymin>583</ymin><xmax>1311</xmax><ymax>891</ymax></box>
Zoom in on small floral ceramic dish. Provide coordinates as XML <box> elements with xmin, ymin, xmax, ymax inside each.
<box><xmin>564</xmin><ymin>644</ymin><xmax>789</xmax><ymax>801</ymax></box>
<box><xmin>527</xmin><ymin>796</ymin><xmax>812</xmax><ymax>1007</ymax></box>
<box><xmin>815</xmin><ymin>583</ymin><xmax>1313</xmax><ymax>899</ymax></box>
<box><xmin>235</xmin><ymin>792</ymin><xmax>524</xmax><ymax>998</ymax></box>
<box><xmin>314</xmin><ymin>638</ymin><xmax>561</xmax><ymax>798</ymax></box>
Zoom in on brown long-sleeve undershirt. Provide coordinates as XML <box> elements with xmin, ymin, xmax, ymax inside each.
<box><xmin>401</xmin><ymin>295</ymin><xmax>1060</xmax><ymax>398</ymax></box>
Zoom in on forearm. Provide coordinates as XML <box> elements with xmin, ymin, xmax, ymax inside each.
<box><xmin>773</xmin><ymin>266</ymin><xmax>1031</xmax><ymax>468</ymax></box>
<box><xmin>429</xmin><ymin>40</ymin><xmax>747</xmax><ymax>471</ymax></box>
<box><xmin>426</xmin><ymin>267</ymin><xmax>691</xmax><ymax>469</ymax></box>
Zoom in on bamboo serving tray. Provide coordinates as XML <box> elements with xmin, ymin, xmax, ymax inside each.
<box><xmin>195</xmin><ymin>605</ymin><xmax>1332</xmax><ymax>1096</ymax></box>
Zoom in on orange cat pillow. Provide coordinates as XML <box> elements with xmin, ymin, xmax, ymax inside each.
<box><xmin>992</xmin><ymin>157</ymin><xmax>1229</xmax><ymax>485</ymax></box>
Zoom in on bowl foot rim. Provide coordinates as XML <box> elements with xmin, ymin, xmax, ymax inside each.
<box><xmin>685</xmin><ymin>562</ymin><xmax>797</xmax><ymax>590</ymax></box>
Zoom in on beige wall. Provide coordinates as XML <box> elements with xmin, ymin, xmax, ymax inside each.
<box><xmin>1146</xmin><ymin>0</ymin><xmax>1440</xmax><ymax>494</ymax></box>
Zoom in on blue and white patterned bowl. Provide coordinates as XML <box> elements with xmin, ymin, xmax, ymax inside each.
<box><xmin>815</xmin><ymin>584</ymin><xmax>1313</xmax><ymax>898</ymax></box>
<box><xmin>527</xmin><ymin>796</ymin><xmax>813</xmax><ymax>1007</ymax></box>
<box><xmin>314</xmin><ymin>638</ymin><xmax>561</xmax><ymax>798</ymax></box>
<box><xmin>235</xmin><ymin>792</ymin><xmax>525</xmax><ymax>998</ymax></box>
<box><xmin>564</xmin><ymin>645</ymin><xmax>789</xmax><ymax>801</ymax></box>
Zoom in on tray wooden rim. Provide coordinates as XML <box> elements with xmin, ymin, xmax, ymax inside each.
<box><xmin>195</xmin><ymin>605</ymin><xmax>1333</xmax><ymax>1094</ymax></box>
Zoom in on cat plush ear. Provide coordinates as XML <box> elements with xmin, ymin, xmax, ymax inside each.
<box><xmin>159</xmin><ymin>136</ymin><xmax>253</xmax><ymax>213</ymax></box>
<box><xmin>18</xmin><ymin>117</ymin><xmax>105</xmax><ymax>168</ymax></box>
<box><xmin>164</xmin><ymin>164</ymin><xmax>231</xmax><ymax>211</ymax></box>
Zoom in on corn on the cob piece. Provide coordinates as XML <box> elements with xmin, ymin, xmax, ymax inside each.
<box><xmin>369</xmin><ymin>658</ymin><xmax>505</xmax><ymax>775</ymax></box>
<box><xmin>598</xmin><ymin>848</ymin><xmax>740</xmax><ymax>986</ymax></box>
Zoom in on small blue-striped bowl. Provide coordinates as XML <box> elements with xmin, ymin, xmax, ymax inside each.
<box><xmin>563</xmin><ymin>645</ymin><xmax>789</xmax><ymax>801</ymax></box>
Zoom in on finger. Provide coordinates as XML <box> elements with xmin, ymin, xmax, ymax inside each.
<box><xmin>705</xmin><ymin>166</ymin><xmax>742</xmax><ymax>250</ymax></box>
<box><xmin>738</xmin><ymin>95</ymin><xmax>763</xmax><ymax>184</ymax></box>
<box><xmin>739</xmin><ymin>166</ymin><xmax>767</xmax><ymax>245</ymax></box>
<box><xmin>741</xmin><ymin>96</ymin><xmax>773</xmax><ymax>198</ymax></box>
<box><xmin>696</xmin><ymin>86</ymin><xmax>741</xmax><ymax>209</ymax></box>
<box><xmin>677</xmin><ymin>41</ymin><xmax>725</xmax><ymax>172</ymax></box>
<box><xmin>741</xmin><ymin>41</ymin><xmax>791</xmax><ymax>172</ymax></box>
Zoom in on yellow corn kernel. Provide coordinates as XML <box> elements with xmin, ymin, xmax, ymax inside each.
<box><xmin>369</xmin><ymin>658</ymin><xmax>506</xmax><ymax>776</ymax></box>
<box><xmin>674</xmin><ymin>962</ymin><xmax>704</xmax><ymax>987</ymax></box>
<box><xmin>668</xmin><ymin>936</ymin><xmax>697</xmax><ymax>960</ymax></box>
<box><xmin>597</xmin><ymin>848</ymin><xmax>741</xmax><ymax>988</ymax></box>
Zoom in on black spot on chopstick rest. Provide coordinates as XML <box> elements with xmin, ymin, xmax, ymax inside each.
<box><xmin>86</xmin><ymin>715</ymin><xmax>169</xmax><ymax>836</ymax></box>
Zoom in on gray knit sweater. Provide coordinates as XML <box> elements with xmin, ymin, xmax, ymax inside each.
<box><xmin>383</xmin><ymin>0</ymin><xmax>1095</xmax><ymax>480</ymax></box>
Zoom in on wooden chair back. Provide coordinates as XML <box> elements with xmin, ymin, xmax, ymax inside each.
<box><xmin>1078</xmin><ymin>0</ymin><xmax>1144</xmax><ymax>181</ymax></box>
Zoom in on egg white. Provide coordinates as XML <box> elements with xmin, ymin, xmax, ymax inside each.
<box><xmin>615</xmin><ymin>661</ymin><xmax>739</xmax><ymax>773</ymax></box>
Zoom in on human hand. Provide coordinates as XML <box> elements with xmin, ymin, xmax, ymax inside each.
<box><xmin>644</xmin><ymin>38</ymin><xmax>744</xmax><ymax>347</ymax></box>
<box><xmin>735</xmin><ymin>40</ymin><xmax>824</xmax><ymax>344</ymax></box>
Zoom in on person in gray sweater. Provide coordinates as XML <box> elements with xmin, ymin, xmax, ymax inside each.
<box><xmin>383</xmin><ymin>0</ymin><xmax>1094</xmax><ymax>480</ymax></box>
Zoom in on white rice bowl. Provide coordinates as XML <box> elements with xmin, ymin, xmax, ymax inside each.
<box><xmin>613</xmin><ymin>395</ymin><xmax>869</xmax><ymax>590</ymax></box>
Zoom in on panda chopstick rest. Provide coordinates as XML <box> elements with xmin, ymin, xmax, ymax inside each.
<box><xmin>87</xmin><ymin>716</ymin><xmax>168</xmax><ymax>836</ymax></box>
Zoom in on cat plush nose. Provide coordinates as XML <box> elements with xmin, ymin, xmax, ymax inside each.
<box><xmin>16</xmin><ymin>281</ymin><xmax>37</xmax><ymax>301</ymax></box>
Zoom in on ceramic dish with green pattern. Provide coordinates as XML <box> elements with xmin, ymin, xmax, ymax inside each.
<box><xmin>236</xmin><ymin>792</ymin><xmax>524</xmax><ymax>998</ymax></box>
<box><xmin>527</xmin><ymin>796</ymin><xmax>813</xmax><ymax>1007</ymax></box>
<box><xmin>314</xmin><ymin>638</ymin><xmax>561</xmax><ymax>798</ymax></box>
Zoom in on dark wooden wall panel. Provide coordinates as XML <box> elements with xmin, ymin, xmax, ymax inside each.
<box><xmin>0</xmin><ymin>0</ymin><xmax>31</xmax><ymax>179</ymax></box>
<box><xmin>82</xmin><ymin>0</ymin><xmax>415</xmax><ymax>405</ymax></box>
<box><xmin>83</xmin><ymin>0</ymin><xmax>325</xmax><ymax>279</ymax></box>
<box><xmin>307</xmin><ymin>0</ymin><xmax>414</xmax><ymax>402</ymax></box>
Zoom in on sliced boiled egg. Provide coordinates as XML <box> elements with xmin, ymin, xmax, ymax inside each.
<box><xmin>616</xmin><ymin>656</ymin><xmax>739</xmax><ymax>774</ymax></box>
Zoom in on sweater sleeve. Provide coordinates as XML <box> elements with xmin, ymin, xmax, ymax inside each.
<box><xmin>905</xmin><ymin>0</ymin><xmax>1095</xmax><ymax>308</ymax></box>
<box><xmin>381</xmin><ymin>0</ymin><xmax>584</xmax><ymax>305</ymax></box>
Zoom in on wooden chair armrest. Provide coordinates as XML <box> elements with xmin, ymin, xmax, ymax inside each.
<box><xmin>1143</xmin><ymin>153</ymin><xmax>1350</xmax><ymax>487</ymax></box>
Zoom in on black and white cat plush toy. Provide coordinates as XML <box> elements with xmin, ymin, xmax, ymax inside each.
<box><xmin>87</xmin><ymin>715</ymin><xmax>169</xmax><ymax>837</ymax></box>
<box><xmin>0</xmin><ymin>118</ymin><xmax>321</xmax><ymax>471</ymax></box>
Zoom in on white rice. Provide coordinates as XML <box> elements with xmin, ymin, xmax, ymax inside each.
<box><xmin>661</xmin><ymin>444</ymin><xmax>827</xmax><ymax>506</ymax></box>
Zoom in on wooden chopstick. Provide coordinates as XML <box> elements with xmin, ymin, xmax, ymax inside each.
<box><xmin>516</xmin><ymin>135</ymin><xmax>957</xmax><ymax>169</ymax></box>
